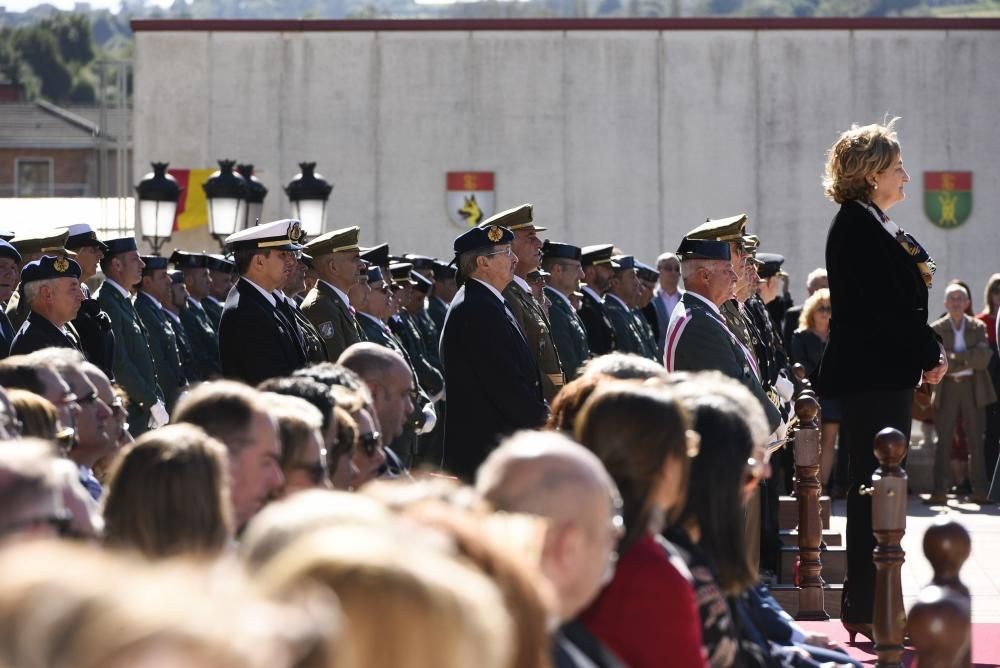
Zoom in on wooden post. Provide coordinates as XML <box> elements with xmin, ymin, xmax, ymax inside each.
<box><xmin>870</xmin><ymin>428</ymin><xmax>908</xmax><ymax>668</ymax></box>
<box><xmin>909</xmin><ymin>519</ymin><xmax>972</xmax><ymax>668</ymax></box>
<box><xmin>792</xmin><ymin>391</ymin><xmax>827</xmax><ymax>620</ymax></box>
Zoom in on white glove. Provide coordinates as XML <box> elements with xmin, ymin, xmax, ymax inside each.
<box><xmin>149</xmin><ymin>401</ymin><xmax>169</xmax><ymax>429</ymax></box>
<box><xmin>417</xmin><ymin>403</ymin><xmax>437</xmax><ymax>435</ymax></box>
<box><xmin>775</xmin><ymin>372</ymin><xmax>795</xmax><ymax>402</ymax></box>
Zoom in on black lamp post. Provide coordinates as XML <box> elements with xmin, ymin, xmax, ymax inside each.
<box><xmin>284</xmin><ymin>162</ymin><xmax>333</xmax><ymax>237</ymax></box>
<box><xmin>135</xmin><ymin>162</ymin><xmax>182</xmax><ymax>255</ymax></box>
<box><xmin>203</xmin><ymin>159</ymin><xmax>248</xmax><ymax>247</ymax></box>
<box><xmin>236</xmin><ymin>163</ymin><xmax>268</xmax><ymax>231</ymax></box>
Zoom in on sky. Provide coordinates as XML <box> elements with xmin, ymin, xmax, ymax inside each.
<box><xmin>2</xmin><ymin>0</ymin><xmax>172</xmax><ymax>11</ymax></box>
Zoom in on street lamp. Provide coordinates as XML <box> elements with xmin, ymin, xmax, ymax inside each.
<box><xmin>135</xmin><ymin>162</ymin><xmax>181</xmax><ymax>255</ymax></box>
<box><xmin>237</xmin><ymin>163</ymin><xmax>268</xmax><ymax>231</ymax></box>
<box><xmin>284</xmin><ymin>162</ymin><xmax>333</xmax><ymax>237</ymax></box>
<box><xmin>203</xmin><ymin>159</ymin><xmax>247</xmax><ymax>246</ymax></box>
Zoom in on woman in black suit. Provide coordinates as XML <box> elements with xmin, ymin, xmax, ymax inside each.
<box><xmin>816</xmin><ymin>118</ymin><xmax>947</xmax><ymax>641</ymax></box>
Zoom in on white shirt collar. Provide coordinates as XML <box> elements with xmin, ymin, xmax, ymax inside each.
<box><xmin>685</xmin><ymin>290</ymin><xmax>722</xmax><ymax>316</ymax></box>
<box><xmin>581</xmin><ymin>285</ymin><xmax>602</xmax><ymax>301</ymax></box>
<box><xmin>469</xmin><ymin>277</ymin><xmax>506</xmax><ymax>304</ymax></box>
<box><xmin>186</xmin><ymin>296</ymin><xmax>204</xmax><ymax>311</ymax></box>
<box><xmin>512</xmin><ymin>275</ymin><xmax>532</xmax><ymax>294</ymax></box>
<box><xmin>241</xmin><ymin>277</ymin><xmax>276</xmax><ymax>307</ymax></box>
<box><xmin>545</xmin><ymin>285</ymin><xmax>575</xmax><ymax>311</ymax></box>
<box><xmin>319</xmin><ymin>279</ymin><xmax>351</xmax><ymax>307</ymax></box>
<box><xmin>102</xmin><ymin>277</ymin><xmax>131</xmax><ymax>300</ymax></box>
<box><xmin>163</xmin><ymin>309</ymin><xmax>182</xmax><ymax>324</ymax></box>
<box><xmin>273</xmin><ymin>289</ymin><xmax>294</xmax><ymax>306</ymax></box>
<box><xmin>204</xmin><ymin>295</ymin><xmax>223</xmax><ymax>306</ymax></box>
<box><xmin>358</xmin><ymin>311</ymin><xmax>385</xmax><ymax>327</ymax></box>
<box><xmin>605</xmin><ymin>292</ymin><xmax>628</xmax><ymax>310</ymax></box>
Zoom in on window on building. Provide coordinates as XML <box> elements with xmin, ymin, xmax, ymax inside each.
<box><xmin>15</xmin><ymin>158</ymin><xmax>54</xmax><ymax>197</ymax></box>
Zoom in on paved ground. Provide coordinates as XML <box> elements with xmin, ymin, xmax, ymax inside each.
<box><xmin>829</xmin><ymin>495</ymin><xmax>1000</xmax><ymax>623</ymax></box>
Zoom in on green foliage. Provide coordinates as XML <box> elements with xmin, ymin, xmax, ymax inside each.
<box><xmin>40</xmin><ymin>13</ymin><xmax>94</xmax><ymax>64</ymax></box>
<box><xmin>12</xmin><ymin>25</ymin><xmax>73</xmax><ymax>101</ymax></box>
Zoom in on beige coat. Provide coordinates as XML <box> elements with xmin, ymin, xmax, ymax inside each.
<box><xmin>931</xmin><ymin>314</ymin><xmax>997</xmax><ymax>409</ymax></box>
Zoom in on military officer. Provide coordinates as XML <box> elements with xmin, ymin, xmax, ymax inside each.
<box><xmin>428</xmin><ymin>259</ymin><xmax>457</xmax><ymax>335</ymax></box>
<box><xmin>219</xmin><ymin>219</ymin><xmax>308</xmax><ymax>385</ymax></box>
<box><xmin>64</xmin><ymin>223</ymin><xmax>115</xmax><ymax>380</ymax></box>
<box><xmin>276</xmin><ymin>252</ymin><xmax>328</xmax><ymax>364</ymax></box>
<box><xmin>135</xmin><ymin>256</ymin><xmax>188</xmax><ymax>411</ymax></box>
<box><xmin>10</xmin><ymin>255</ymin><xmax>85</xmax><ymax>355</ymax></box>
<box><xmin>7</xmin><ymin>230</ymin><xmax>72</xmax><ymax>332</ymax></box>
<box><xmin>162</xmin><ymin>269</ymin><xmax>199</xmax><ymax>383</ymax></box>
<box><xmin>403</xmin><ymin>253</ymin><xmax>436</xmax><ymax>282</ymax></box>
<box><xmin>439</xmin><ymin>224</ymin><xmax>548</xmax><ymax>480</ymax></box>
<box><xmin>389</xmin><ymin>263</ymin><xmax>444</xmax><ymax>400</ymax></box>
<box><xmin>579</xmin><ymin>244</ymin><xmax>618</xmax><ymax>356</ymax></box>
<box><xmin>95</xmin><ymin>237</ymin><xmax>167</xmax><ymax>436</ymax></box>
<box><xmin>0</xmin><ymin>240</ymin><xmax>21</xmax><ymax>358</ymax></box>
<box><xmin>664</xmin><ymin>237</ymin><xmax>781</xmax><ymax>433</ymax></box>
<box><xmin>541</xmin><ymin>241</ymin><xmax>591</xmax><ymax>380</ymax></box>
<box><xmin>479</xmin><ymin>204</ymin><xmax>565</xmax><ymax>402</ymax></box>
<box><xmin>603</xmin><ymin>255</ymin><xmax>653</xmax><ymax>359</ymax></box>
<box><xmin>202</xmin><ymin>254</ymin><xmax>234</xmax><ymax>329</ymax></box>
<box><xmin>301</xmin><ymin>226</ymin><xmax>367</xmax><ymax>361</ymax></box>
<box><xmin>634</xmin><ymin>261</ymin><xmax>663</xmax><ymax>361</ymax></box>
<box><xmin>406</xmin><ymin>270</ymin><xmax>443</xmax><ymax>372</ymax></box>
<box><xmin>171</xmin><ymin>251</ymin><xmax>222</xmax><ymax>380</ymax></box>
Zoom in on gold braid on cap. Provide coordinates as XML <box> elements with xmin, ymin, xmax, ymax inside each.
<box><xmin>54</xmin><ymin>257</ymin><xmax>69</xmax><ymax>272</ymax></box>
<box><xmin>288</xmin><ymin>221</ymin><xmax>303</xmax><ymax>243</ymax></box>
<box><xmin>486</xmin><ymin>226</ymin><xmax>503</xmax><ymax>243</ymax></box>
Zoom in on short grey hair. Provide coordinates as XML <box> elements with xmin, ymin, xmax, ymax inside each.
<box><xmin>22</xmin><ymin>279</ymin><xmax>59</xmax><ymax>307</ymax></box>
<box><xmin>458</xmin><ymin>249</ymin><xmax>487</xmax><ymax>280</ymax></box>
<box><xmin>656</xmin><ymin>252</ymin><xmax>679</xmax><ymax>268</ymax></box>
<box><xmin>806</xmin><ymin>268</ymin><xmax>828</xmax><ymax>291</ymax></box>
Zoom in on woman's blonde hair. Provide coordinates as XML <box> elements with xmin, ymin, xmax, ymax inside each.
<box><xmin>798</xmin><ymin>288</ymin><xmax>831</xmax><ymax>332</ymax></box>
<box><xmin>102</xmin><ymin>423</ymin><xmax>233</xmax><ymax>559</ymax></box>
<box><xmin>259</xmin><ymin>525</ymin><xmax>513</xmax><ymax>668</ymax></box>
<box><xmin>823</xmin><ymin>118</ymin><xmax>901</xmax><ymax>203</ymax></box>
<box><xmin>7</xmin><ymin>389</ymin><xmax>59</xmax><ymax>440</ymax></box>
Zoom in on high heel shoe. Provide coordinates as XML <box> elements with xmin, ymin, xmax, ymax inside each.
<box><xmin>842</xmin><ymin>622</ymin><xmax>874</xmax><ymax>644</ymax></box>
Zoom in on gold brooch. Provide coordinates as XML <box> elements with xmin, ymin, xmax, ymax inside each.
<box><xmin>486</xmin><ymin>226</ymin><xmax>503</xmax><ymax>243</ymax></box>
<box><xmin>288</xmin><ymin>221</ymin><xmax>303</xmax><ymax>242</ymax></box>
<box><xmin>54</xmin><ymin>257</ymin><xmax>69</xmax><ymax>272</ymax></box>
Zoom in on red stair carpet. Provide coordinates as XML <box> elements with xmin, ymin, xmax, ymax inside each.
<box><xmin>797</xmin><ymin>621</ymin><xmax>1000</xmax><ymax>667</ymax></box>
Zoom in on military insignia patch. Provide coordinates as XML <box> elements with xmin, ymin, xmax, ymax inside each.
<box><xmin>54</xmin><ymin>257</ymin><xmax>69</xmax><ymax>272</ymax></box>
<box><xmin>288</xmin><ymin>221</ymin><xmax>304</xmax><ymax>242</ymax></box>
<box><xmin>487</xmin><ymin>226</ymin><xmax>503</xmax><ymax>243</ymax></box>
<box><xmin>924</xmin><ymin>171</ymin><xmax>972</xmax><ymax>229</ymax></box>
<box><xmin>319</xmin><ymin>321</ymin><xmax>335</xmax><ymax>338</ymax></box>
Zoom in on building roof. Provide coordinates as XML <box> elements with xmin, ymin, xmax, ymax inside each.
<box><xmin>0</xmin><ymin>100</ymin><xmax>131</xmax><ymax>150</ymax></box>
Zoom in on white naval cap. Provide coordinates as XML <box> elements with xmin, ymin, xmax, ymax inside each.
<box><xmin>224</xmin><ymin>219</ymin><xmax>304</xmax><ymax>253</ymax></box>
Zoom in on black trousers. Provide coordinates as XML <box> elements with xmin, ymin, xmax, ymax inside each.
<box><xmin>839</xmin><ymin>388</ymin><xmax>913</xmax><ymax>623</ymax></box>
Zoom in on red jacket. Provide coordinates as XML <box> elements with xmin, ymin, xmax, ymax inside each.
<box><xmin>581</xmin><ymin>532</ymin><xmax>707</xmax><ymax>668</ymax></box>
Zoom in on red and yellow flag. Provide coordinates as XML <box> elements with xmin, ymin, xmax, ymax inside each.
<box><xmin>168</xmin><ymin>168</ymin><xmax>215</xmax><ymax>232</ymax></box>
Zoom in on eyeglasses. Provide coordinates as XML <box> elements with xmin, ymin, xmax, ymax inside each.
<box><xmin>485</xmin><ymin>248</ymin><xmax>514</xmax><ymax>258</ymax></box>
<box><xmin>295</xmin><ymin>460</ymin><xmax>328</xmax><ymax>486</ymax></box>
<box><xmin>358</xmin><ymin>431</ymin><xmax>381</xmax><ymax>457</ymax></box>
<box><xmin>77</xmin><ymin>391</ymin><xmax>99</xmax><ymax>406</ymax></box>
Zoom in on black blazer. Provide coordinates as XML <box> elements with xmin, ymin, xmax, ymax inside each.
<box><xmin>579</xmin><ymin>288</ymin><xmax>616</xmax><ymax>355</ymax></box>
<box><xmin>439</xmin><ymin>279</ymin><xmax>547</xmax><ymax>480</ymax></box>
<box><xmin>817</xmin><ymin>201</ymin><xmax>941</xmax><ymax>397</ymax></box>
<box><xmin>10</xmin><ymin>311</ymin><xmax>82</xmax><ymax>356</ymax></box>
<box><xmin>219</xmin><ymin>279</ymin><xmax>307</xmax><ymax>386</ymax></box>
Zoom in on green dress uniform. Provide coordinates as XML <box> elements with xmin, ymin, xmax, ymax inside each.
<box><xmin>165</xmin><ymin>309</ymin><xmax>198</xmax><ymax>382</ymax></box>
<box><xmin>300</xmin><ymin>280</ymin><xmax>365</xmax><ymax>362</ymax></box>
<box><xmin>427</xmin><ymin>295</ymin><xmax>449</xmax><ymax>337</ymax></box>
<box><xmin>95</xmin><ymin>279</ymin><xmax>164</xmax><ymax>437</ymax></box>
<box><xmin>181</xmin><ymin>298</ymin><xmax>223</xmax><ymax>380</ymax></box>
<box><xmin>390</xmin><ymin>310</ymin><xmax>444</xmax><ymax>399</ymax></box>
<box><xmin>134</xmin><ymin>290</ymin><xmax>188</xmax><ymax>412</ymax></box>
<box><xmin>603</xmin><ymin>292</ymin><xmax>649</xmax><ymax>358</ymax></box>
<box><xmin>544</xmin><ymin>286</ymin><xmax>590</xmax><ymax>380</ymax></box>
<box><xmin>504</xmin><ymin>279</ymin><xmax>565</xmax><ymax>402</ymax></box>
<box><xmin>631</xmin><ymin>308</ymin><xmax>660</xmax><ymax>361</ymax></box>
<box><xmin>201</xmin><ymin>296</ymin><xmax>224</xmax><ymax>330</ymax></box>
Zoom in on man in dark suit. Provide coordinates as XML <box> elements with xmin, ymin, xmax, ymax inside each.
<box><xmin>477</xmin><ymin>431</ymin><xmax>626</xmax><ymax>668</ymax></box>
<box><xmin>277</xmin><ymin>253</ymin><xmax>328</xmax><ymax>365</ymax></box>
<box><xmin>135</xmin><ymin>256</ymin><xmax>188</xmax><ymax>412</ymax></box>
<box><xmin>219</xmin><ymin>219</ymin><xmax>308</xmax><ymax>386</ymax></box>
<box><xmin>65</xmin><ymin>224</ymin><xmax>115</xmax><ymax>379</ymax></box>
<box><xmin>95</xmin><ymin>237</ymin><xmax>166</xmax><ymax>436</ymax></box>
<box><xmin>579</xmin><ymin>244</ymin><xmax>617</xmax><ymax>356</ymax></box>
<box><xmin>0</xmin><ymin>240</ymin><xmax>21</xmax><ymax>358</ymax></box>
<box><xmin>301</xmin><ymin>226</ymin><xmax>367</xmax><ymax>361</ymax></box>
<box><xmin>542</xmin><ymin>241</ymin><xmax>591</xmax><ymax>380</ymax></box>
<box><xmin>439</xmin><ymin>224</ymin><xmax>548</xmax><ymax>480</ymax></box>
<box><xmin>172</xmin><ymin>251</ymin><xmax>223</xmax><ymax>380</ymax></box>
<box><xmin>650</xmin><ymin>252</ymin><xmax>683</xmax><ymax>356</ymax></box>
<box><xmin>664</xmin><ymin>237</ymin><xmax>781</xmax><ymax>433</ymax></box>
<box><xmin>10</xmin><ymin>255</ymin><xmax>85</xmax><ymax>356</ymax></box>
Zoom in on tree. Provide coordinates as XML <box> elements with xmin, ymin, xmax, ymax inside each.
<box><xmin>12</xmin><ymin>26</ymin><xmax>72</xmax><ymax>102</ymax></box>
<box><xmin>41</xmin><ymin>13</ymin><xmax>95</xmax><ymax>65</ymax></box>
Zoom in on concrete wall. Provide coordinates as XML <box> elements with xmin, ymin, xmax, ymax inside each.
<box><xmin>133</xmin><ymin>23</ymin><xmax>1000</xmax><ymax>305</ymax></box>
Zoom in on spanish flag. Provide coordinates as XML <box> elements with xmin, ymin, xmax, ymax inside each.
<box><xmin>167</xmin><ymin>168</ymin><xmax>215</xmax><ymax>232</ymax></box>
